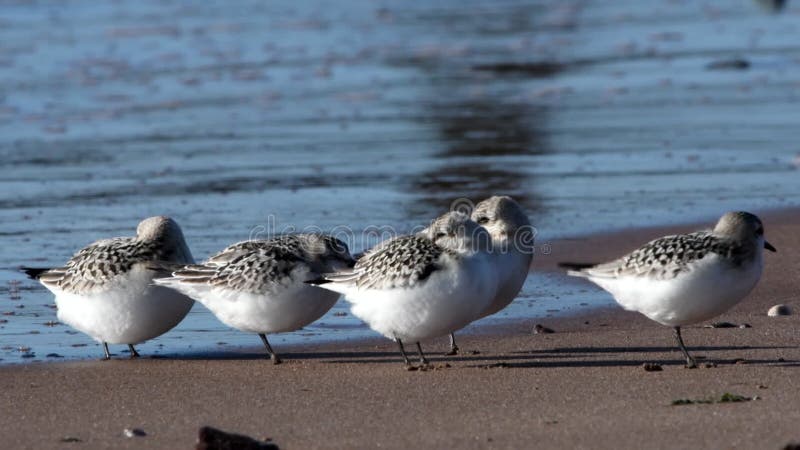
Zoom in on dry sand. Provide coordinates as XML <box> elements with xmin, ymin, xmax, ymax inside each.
<box><xmin>2</xmin><ymin>210</ymin><xmax>799</xmax><ymax>449</ymax></box>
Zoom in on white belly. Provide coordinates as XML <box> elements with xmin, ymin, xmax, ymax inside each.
<box><xmin>347</xmin><ymin>254</ymin><xmax>497</xmax><ymax>342</ymax></box>
<box><xmin>481</xmin><ymin>250</ymin><xmax>531</xmax><ymax>318</ymax></box>
<box><xmin>195</xmin><ymin>283</ymin><xmax>340</xmax><ymax>334</ymax></box>
<box><xmin>591</xmin><ymin>254</ymin><xmax>763</xmax><ymax>327</ymax></box>
<box><xmin>52</xmin><ymin>267</ymin><xmax>194</xmax><ymax>344</ymax></box>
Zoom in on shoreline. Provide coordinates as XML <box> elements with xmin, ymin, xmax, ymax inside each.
<box><xmin>2</xmin><ymin>208</ymin><xmax>798</xmax><ymax>449</ymax></box>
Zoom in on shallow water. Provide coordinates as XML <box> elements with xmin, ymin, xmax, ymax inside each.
<box><xmin>1</xmin><ymin>0</ymin><xmax>799</xmax><ymax>363</ymax></box>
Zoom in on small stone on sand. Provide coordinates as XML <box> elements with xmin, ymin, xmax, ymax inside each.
<box><xmin>642</xmin><ymin>363</ymin><xmax>662</xmax><ymax>372</ymax></box>
<box><xmin>533</xmin><ymin>324</ymin><xmax>555</xmax><ymax>334</ymax></box>
<box><xmin>767</xmin><ymin>304</ymin><xmax>791</xmax><ymax>316</ymax></box>
<box><xmin>123</xmin><ymin>428</ymin><xmax>146</xmax><ymax>438</ymax></box>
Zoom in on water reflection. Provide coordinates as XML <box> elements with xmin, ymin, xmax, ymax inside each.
<box><xmin>410</xmin><ymin>94</ymin><xmax>550</xmax><ymax>217</ymax></box>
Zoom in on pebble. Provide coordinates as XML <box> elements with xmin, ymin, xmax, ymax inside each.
<box><xmin>123</xmin><ymin>428</ymin><xmax>146</xmax><ymax>438</ymax></box>
<box><xmin>532</xmin><ymin>324</ymin><xmax>555</xmax><ymax>334</ymax></box>
<box><xmin>642</xmin><ymin>363</ymin><xmax>662</xmax><ymax>372</ymax></box>
<box><xmin>768</xmin><ymin>304</ymin><xmax>791</xmax><ymax>316</ymax></box>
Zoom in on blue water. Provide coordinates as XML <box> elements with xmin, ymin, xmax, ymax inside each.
<box><xmin>1</xmin><ymin>0</ymin><xmax>799</xmax><ymax>363</ymax></box>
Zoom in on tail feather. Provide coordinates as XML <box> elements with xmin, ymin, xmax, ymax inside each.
<box><xmin>171</xmin><ymin>265</ymin><xmax>217</xmax><ymax>280</ymax></box>
<box><xmin>20</xmin><ymin>267</ymin><xmax>51</xmax><ymax>280</ymax></box>
<box><xmin>304</xmin><ymin>271</ymin><xmax>358</xmax><ymax>296</ymax></box>
<box><xmin>557</xmin><ymin>262</ymin><xmax>597</xmax><ymax>271</ymax></box>
<box><xmin>565</xmin><ymin>269</ymin><xmax>590</xmax><ymax>278</ymax></box>
<box><xmin>558</xmin><ymin>262</ymin><xmax>598</xmax><ymax>278</ymax></box>
<box><xmin>145</xmin><ymin>260</ymin><xmax>190</xmax><ymax>275</ymax></box>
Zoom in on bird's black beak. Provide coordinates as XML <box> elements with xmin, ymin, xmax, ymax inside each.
<box><xmin>764</xmin><ymin>241</ymin><xmax>777</xmax><ymax>252</ymax></box>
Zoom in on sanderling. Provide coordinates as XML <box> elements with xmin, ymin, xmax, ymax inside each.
<box><xmin>309</xmin><ymin>212</ymin><xmax>497</xmax><ymax>366</ymax></box>
<box><xmin>562</xmin><ymin>211</ymin><xmax>776</xmax><ymax>368</ymax></box>
<box><xmin>443</xmin><ymin>196</ymin><xmax>533</xmax><ymax>354</ymax></box>
<box><xmin>23</xmin><ymin>216</ymin><xmax>195</xmax><ymax>359</ymax></box>
<box><xmin>155</xmin><ymin>234</ymin><xmax>354</xmax><ymax>364</ymax></box>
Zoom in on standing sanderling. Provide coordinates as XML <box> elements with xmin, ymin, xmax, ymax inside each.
<box><xmin>442</xmin><ymin>196</ymin><xmax>534</xmax><ymax>354</ymax></box>
<box><xmin>309</xmin><ymin>212</ymin><xmax>497</xmax><ymax>366</ymax></box>
<box><xmin>154</xmin><ymin>234</ymin><xmax>355</xmax><ymax>364</ymax></box>
<box><xmin>23</xmin><ymin>216</ymin><xmax>195</xmax><ymax>359</ymax></box>
<box><xmin>562</xmin><ymin>211</ymin><xmax>776</xmax><ymax>368</ymax></box>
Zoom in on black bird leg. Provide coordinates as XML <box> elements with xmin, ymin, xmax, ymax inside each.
<box><xmin>673</xmin><ymin>326</ymin><xmax>697</xmax><ymax>368</ymax></box>
<box><xmin>102</xmin><ymin>342</ymin><xmax>111</xmax><ymax>360</ymax></box>
<box><xmin>128</xmin><ymin>344</ymin><xmax>140</xmax><ymax>358</ymax></box>
<box><xmin>416</xmin><ymin>342</ymin><xmax>429</xmax><ymax>365</ymax></box>
<box><xmin>396</xmin><ymin>338</ymin><xmax>410</xmax><ymax>366</ymax></box>
<box><xmin>445</xmin><ymin>333</ymin><xmax>459</xmax><ymax>356</ymax></box>
<box><xmin>259</xmin><ymin>333</ymin><xmax>282</xmax><ymax>364</ymax></box>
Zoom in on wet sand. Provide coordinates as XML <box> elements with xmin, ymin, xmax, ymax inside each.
<box><xmin>2</xmin><ymin>209</ymin><xmax>798</xmax><ymax>450</ymax></box>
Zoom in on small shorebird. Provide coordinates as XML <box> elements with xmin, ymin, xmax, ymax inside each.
<box><xmin>562</xmin><ymin>211</ymin><xmax>776</xmax><ymax>368</ymax></box>
<box><xmin>309</xmin><ymin>212</ymin><xmax>497</xmax><ymax>366</ymax></box>
<box><xmin>23</xmin><ymin>216</ymin><xmax>195</xmax><ymax>359</ymax></box>
<box><xmin>441</xmin><ymin>196</ymin><xmax>533</xmax><ymax>355</ymax></box>
<box><xmin>155</xmin><ymin>234</ymin><xmax>354</xmax><ymax>364</ymax></box>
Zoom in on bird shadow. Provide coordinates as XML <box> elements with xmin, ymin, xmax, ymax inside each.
<box><xmin>465</xmin><ymin>357</ymin><xmax>799</xmax><ymax>370</ymax></box>
<box><xmin>510</xmin><ymin>344</ymin><xmax>797</xmax><ymax>355</ymax></box>
<box><xmin>150</xmin><ymin>349</ymin><xmax>402</xmax><ymax>362</ymax></box>
<box><xmin>146</xmin><ymin>345</ymin><xmax>800</xmax><ymax>370</ymax></box>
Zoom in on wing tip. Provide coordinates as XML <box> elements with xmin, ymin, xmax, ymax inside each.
<box><xmin>20</xmin><ymin>266</ymin><xmax>51</xmax><ymax>280</ymax></box>
<box><xmin>557</xmin><ymin>262</ymin><xmax>596</xmax><ymax>271</ymax></box>
<box><xmin>558</xmin><ymin>262</ymin><xmax>597</xmax><ymax>278</ymax></box>
<box><xmin>304</xmin><ymin>277</ymin><xmax>332</xmax><ymax>286</ymax></box>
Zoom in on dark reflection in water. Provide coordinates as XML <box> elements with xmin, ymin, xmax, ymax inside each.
<box><xmin>410</xmin><ymin>95</ymin><xmax>550</xmax><ymax>217</ymax></box>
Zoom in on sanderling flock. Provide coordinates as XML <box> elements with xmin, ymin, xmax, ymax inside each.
<box><xmin>22</xmin><ymin>197</ymin><xmax>775</xmax><ymax>368</ymax></box>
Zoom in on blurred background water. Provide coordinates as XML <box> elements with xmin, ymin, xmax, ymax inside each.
<box><xmin>1</xmin><ymin>0</ymin><xmax>799</xmax><ymax>363</ymax></box>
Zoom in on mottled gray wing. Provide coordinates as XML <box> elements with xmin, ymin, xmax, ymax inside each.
<box><xmin>328</xmin><ymin>235</ymin><xmax>446</xmax><ymax>290</ymax></box>
<box><xmin>204</xmin><ymin>240</ymin><xmax>273</xmax><ymax>266</ymax></box>
<box><xmin>38</xmin><ymin>237</ymin><xmax>160</xmax><ymax>293</ymax></box>
<box><xmin>580</xmin><ymin>231</ymin><xmax>732</xmax><ymax>280</ymax></box>
<box><xmin>170</xmin><ymin>241</ymin><xmax>308</xmax><ymax>293</ymax></box>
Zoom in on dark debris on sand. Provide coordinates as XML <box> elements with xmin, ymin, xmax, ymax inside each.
<box><xmin>196</xmin><ymin>426</ymin><xmax>278</xmax><ymax>450</ymax></box>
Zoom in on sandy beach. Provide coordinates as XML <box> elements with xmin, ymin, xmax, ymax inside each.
<box><xmin>2</xmin><ymin>209</ymin><xmax>798</xmax><ymax>449</ymax></box>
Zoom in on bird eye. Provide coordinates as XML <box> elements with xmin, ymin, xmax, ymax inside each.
<box><xmin>755</xmin><ymin>227</ymin><xmax>764</xmax><ymax>236</ymax></box>
<box><xmin>435</xmin><ymin>232</ymin><xmax>447</xmax><ymax>239</ymax></box>
<box><xmin>476</xmin><ymin>216</ymin><xmax>490</xmax><ymax>225</ymax></box>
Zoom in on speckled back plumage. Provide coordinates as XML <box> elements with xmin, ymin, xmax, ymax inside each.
<box><xmin>581</xmin><ymin>231</ymin><xmax>752</xmax><ymax>280</ymax></box>
<box><xmin>37</xmin><ymin>217</ymin><xmax>192</xmax><ymax>294</ymax></box>
<box><xmin>335</xmin><ymin>235</ymin><xmax>450</xmax><ymax>290</ymax></box>
<box><xmin>169</xmin><ymin>234</ymin><xmax>353</xmax><ymax>294</ymax></box>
